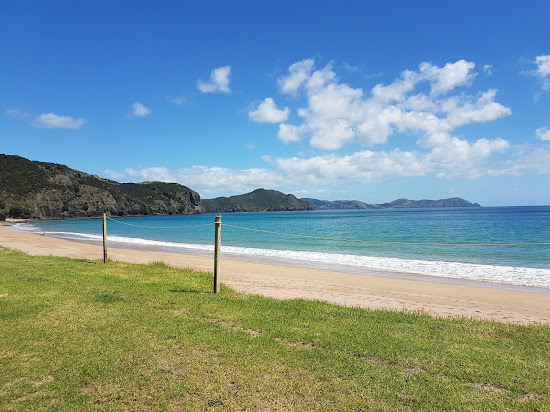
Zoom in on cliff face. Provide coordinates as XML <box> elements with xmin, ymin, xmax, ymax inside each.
<box><xmin>0</xmin><ymin>155</ymin><xmax>203</xmax><ymax>219</ymax></box>
<box><xmin>202</xmin><ymin>188</ymin><xmax>315</xmax><ymax>213</ymax></box>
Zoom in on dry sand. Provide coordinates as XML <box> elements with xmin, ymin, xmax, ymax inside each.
<box><xmin>1</xmin><ymin>223</ymin><xmax>549</xmax><ymax>325</ymax></box>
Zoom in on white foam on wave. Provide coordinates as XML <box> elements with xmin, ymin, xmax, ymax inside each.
<box><xmin>9</xmin><ymin>224</ymin><xmax>550</xmax><ymax>288</ymax></box>
<box><xmin>221</xmin><ymin>245</ymin><xmax>550</xmax><ymax>289</ymax></box>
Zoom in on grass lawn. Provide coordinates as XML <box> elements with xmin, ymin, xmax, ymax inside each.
<box><xmin>0</xmin><ymin>247</ymin><xmax>549</xmax><ymax>411</ymax></box>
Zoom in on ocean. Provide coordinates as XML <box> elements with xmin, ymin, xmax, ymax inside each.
<box><xmin>11</xmin><ymin>206</ymin><xmax>550</xmax><ymax>289</ymax></box>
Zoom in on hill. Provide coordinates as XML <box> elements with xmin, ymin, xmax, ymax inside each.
<box><xmin>377</xmin><ymin>198</ymin><xmax>481</xmax><ymax>208</ymax></box>
<box><xmin>0</xmin><ymin>154</ymin><xmax>203</xmax><ymax>219</ymax></box>
<box><xmin>302</xmin><ymin>197</ymin><xmax>481</xmax><ymax>210</ymax></box>
<box><xmin>203</xmin><ymin>188</ymin><xmax>314</xmax><ymax>213</ymax></box>
<box><xmin>302</xmin><ymin>198</ymin><xmax>379</xmax><ymax>210</ymax></box>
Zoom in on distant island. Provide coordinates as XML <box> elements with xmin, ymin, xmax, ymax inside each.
<box><xmin>302</xmin><ymin>197</ymin><xmax>481</xmax><ymax>210</ymax></box>
<box><xmin>0</xmin><ymin>154</ymin><xmax>480</xmax><ymax>220</ymax></box>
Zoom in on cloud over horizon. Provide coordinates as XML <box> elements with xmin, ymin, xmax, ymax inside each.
<box><xmin>102</xmin><ymin>57</ymin><xmax>549</xmax><ymax>199</ymax></box>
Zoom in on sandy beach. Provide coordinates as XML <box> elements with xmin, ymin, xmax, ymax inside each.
<box><xmin>1</xmin><ymin>222</ymin><xmax>549</xmax><ymax>325</ymax></box>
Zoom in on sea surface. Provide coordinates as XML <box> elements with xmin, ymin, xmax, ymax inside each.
<box><xmin>11</xmin><ymin>206</ymin><xmax>550</xmax><ymax>289</ymax></box>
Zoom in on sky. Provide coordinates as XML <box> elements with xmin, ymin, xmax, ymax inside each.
<box><xmin>1</xmin><ymin>1</ymin><xmax>549</xmax><ymax>206</ymax></box>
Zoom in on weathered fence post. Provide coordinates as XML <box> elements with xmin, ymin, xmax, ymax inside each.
<box><xmin>102</xmin><ymin>213</ymin><xmax>107</xmax><ymax>263</ymax></box>
<box><xmin>213</xmin><ymin>215</ymin><xmax>221</xmax><ymax>293</ymax></box>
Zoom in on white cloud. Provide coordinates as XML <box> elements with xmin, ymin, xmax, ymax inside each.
<box><xmin>534</xmin><ymin>55</ymin><xmax>550</xmax><ymax>91</ymax></box>
<box><xmin>125</xmin><ymin>166</ymin><xmax>172</xmax><ymax>181</ymax></box>
<box><xmin>197</xmin><ymin>65</ymin><xmax>231</xmax><ymax>93</ymax></box>
<box><xmin>270</xmin><ymin>136</ymin><xmax>510</xmax><ymax>183</ymax></box>
<box><xmin>248</xmin><ymin>98</ymin><xmax>289</xmax><ymax>123</ymax></box>
<box><xmin>419</xmin><ymin>60</ymin><xmax>476</xmax><ymax>96</ymax></box>
<box><xmin>536</xmin><ymin>127</ymin><xmax>550</xmax><ymax>141</ymax></box>
<box><xmin>131</xmin><ymin>102</ymin><xmax>152</xmax><ymax>117</ymax></box>
<box><xmin>277</xmin><ymin>59</ymin><xmax>314</xmax><ymax>94</ymax></box>
<box><xmin>277</xmin><ymin>123</ymin><xmax>304</xmax><ymax>143</ymax></box>
<box><xmin>444</xmin><ymin>90</ymin><xmax>511</xmax><ymax>128</ymax></box>
<box><xmin>102</xmin><ymin>137</ymin><xmax>550</xmax><ymax>198</ymax></box>
<box><xmin>427</xmin><ymin>137</ymin><xmax>510</xmax><ymax>178</ymax></box>
<box><xmin>102</xmin><ymin>169</ymin><xmax>127</xmax><ymax>180</ymax></box>
<box><xmin>33</xmin><ymin>112</ymin><xmax>86</xmax><ymax>129</ymax></box>
<box><xmin>498</xmin><ymin>145</ymin><xmax>550</xmax><ymax>176</ymax></box>
<box><xmin>120</xmin><ymin>165</ymin><xmax>282</xmax><ymax>197</ymax></box>
<box><xmin>535</xmin><ymin>55</ymin><xmax>550</xmax><ymax>76</ymax></box>
<box><xmin>483</xmin><ymin>64</ymin><xmax>493</xmax><ymax>76</ymax></box>
<box><xmin>266</xmin><ymin>59</ymin><xmax>510</xmax><ymax>151</ymax></box>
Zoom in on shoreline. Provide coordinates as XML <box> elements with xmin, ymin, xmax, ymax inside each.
<box><xmin>1</xmin><ymin>224</ymin><xmax>549</xmax><ymax>324</ymax></box>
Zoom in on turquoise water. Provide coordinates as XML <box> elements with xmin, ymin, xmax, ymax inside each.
<box><xmin>13</xmin><ymin>206</ymin><xmax>550</xmax><ymax>288</ymax></box>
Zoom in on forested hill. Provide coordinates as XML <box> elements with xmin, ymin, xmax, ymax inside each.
<box><xmin>202</xmin><ymin>189</ymin><xmax>315</xmax><ymax>213</ymax></box>
<box><xmin>0</xmin><ymin>155</ymin><xmax>203</xmax><ymax>219</ymax></box>
<box><xmin>0</xmin><ymin>154</ymin><xmax>480</xmax><ymax>221</ymax></box>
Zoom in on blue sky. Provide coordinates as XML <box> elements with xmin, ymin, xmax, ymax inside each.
<box><xmin>1</xmin><ymin>1</ymin><xmax>549</xmax><ymax>206</ymax></box>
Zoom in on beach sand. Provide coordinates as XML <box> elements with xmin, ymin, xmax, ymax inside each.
<box><xmin>1</xmin><ymin>223</ymin><xmax>549</xmax><ymax>325</ymax></box>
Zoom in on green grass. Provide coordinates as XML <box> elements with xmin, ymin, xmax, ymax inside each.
<box><xmin>0</xmin><ymin>247</ymin><xmax>549</xmax><ymax>411</ymax></box>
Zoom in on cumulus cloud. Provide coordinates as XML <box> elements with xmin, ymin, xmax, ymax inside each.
<box><xmin>267</xmin><ymin>58</ymin><xmax>510</xmax><ymax>150</ymax></box>
<box><xmin>535</xmin><ymin>55</ymin><xmax>550</xmax><ymax>76</ymax></box>
<box><xmin>33</xmin><ymin>112</ymin><xmax>87</xmax><ymax>129</ymax></box>
<box><xmin>277</xmin><ymin>59</ymin><xmax>315</xmax><ymax>93</ymax></box>
<box><xmin>131</xmin><ymin>102</ymin><xmax>152</xmax><ymax>117</ymax></box>
<box><xmin>269</xmin><ymin>136</ymin><xmax>510</xmax><ymax>183</ymax></box>
<box><xmin>277</xmin><ymin>123</ymin><xmax>305</xmax><ymax>143</ymax></box>
<box><xmin>533</xmin><ymin>55</ymin><xmax>550</xmax><ymax>91</ymax></box>
<box><xmin>483</xmin><ymin>64</ymin><xmax>493</xmax><ymax>76</ymax></box>
<box><xmin>197</xmin><ymin>65</ymin><xmax>231</xmax><ymax>93</ymax></box>
<box><xmin>248</xmin><ymin>98</ymin><xmax>289</xmax><ymax>123</ymax></box>
<box><xmin>536</xmin><ymin>127</ymin><xmax>550</xmax><ymax>141</ymax></box>
<box><xmin>7</xmin><ymin>108</ymin><xmax>86</xmax><ymax>129</ymax></box>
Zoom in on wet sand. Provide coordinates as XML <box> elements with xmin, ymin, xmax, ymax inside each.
<box><xmin>1</xmin><ymin>223</ymin><xmax>549</xmax><ymax>325</ymax></box>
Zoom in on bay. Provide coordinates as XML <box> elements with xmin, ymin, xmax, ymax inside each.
<box><xmin>12</xmin><ymin>206</ymin><xmax>550</xmax><ymax>288</ymax></box>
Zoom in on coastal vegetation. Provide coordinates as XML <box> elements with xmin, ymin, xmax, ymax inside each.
<box><xmin>0</xmin><ymin>155</ymin><xmax>202</xmax><ymax>219</ymax></box>
<box><xmin>1</xmin><ymin>247</ymin><xmax>549</xmax><ymax>410</ymax></box>
<box><xmin>202</xmin><ymin>188</ymin><xmax>314</xmax><ymax>213</ymax></box>
<box><xmin>1</xmin><ymin>154</ymin><xmax>479</xmax><ymax>220</ymax></box>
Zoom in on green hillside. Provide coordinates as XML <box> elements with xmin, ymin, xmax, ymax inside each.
<box><xmin>302</xmin><ymin>198</ymin><xmax>379</xmax><ymax>210</ymax></box>
<box><xmin>0</xmin><ymin>155</ymin><xmax>203</xmax><ymax>219</ymax></box>
<box><xmin>202</xmin><ymin>188</ymin><xmax>314</xmax><ymax>213</ymax></box>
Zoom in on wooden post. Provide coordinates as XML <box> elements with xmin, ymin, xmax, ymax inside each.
<box><xmin>213</xmin><ymin>215</ymin><xmax>221</xmax><ymax>293</ymax></box>
<box><xmin>102</xmin><ymin>213</ymin><xmax>107</xmax><ymax>263</ymax></box>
